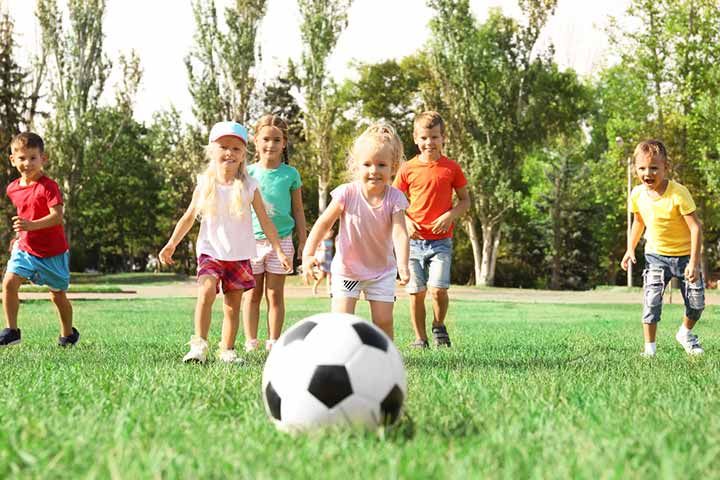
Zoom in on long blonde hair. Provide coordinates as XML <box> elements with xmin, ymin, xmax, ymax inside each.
<box><xmin>195</xmin><ymin>143</ymin><xmax>250</xmax><ymax>218</ymax></box>
<box><xmin>346</xmin><ymin>123</ymin><xmax>405</xmax><ymax>181</ymax></box>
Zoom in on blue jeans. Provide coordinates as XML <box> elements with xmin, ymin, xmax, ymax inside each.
<box><xmin>407</xmin><ymin>238</ymin><xmax>453</xmax><ymax>293</ymax></box>
<box><xmin>642</xmin><ymin>253</ymin><xmax>704</xmax><ymax>324</ymax></box>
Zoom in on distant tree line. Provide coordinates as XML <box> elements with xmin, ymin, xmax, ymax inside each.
<box><xmin>1</xmin><ymin>0</ymin><xmax>719</xmax><ymax>290</ymax></box>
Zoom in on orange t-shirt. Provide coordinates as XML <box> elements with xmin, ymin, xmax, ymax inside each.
<box><xmin>393</xmin><ymin>155</ymin><xmax>467</xmax><ymax>240</ymax></box>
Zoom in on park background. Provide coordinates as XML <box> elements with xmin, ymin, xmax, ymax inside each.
<box><xmin>1</xmin><ymin>0</ymin><xmax>719</xmax><ymax>290</ymax></box>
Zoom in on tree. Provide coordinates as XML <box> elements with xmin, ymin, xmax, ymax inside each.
<box><xmin>297</xmin><ymin>0</ymin><xmax>351</xmax><ymax>212</ymax></box>
<box><xmin>427</xmin><ymin>0</ymin><xmax>585</xmax><ymax>285</ymax></box>
<box><xmin>36</xmin><ymin>0</ymin><xmax>110</xmax><ymax>250</ymax></box>
<box><xmin>186</xmin><ymin>0</ymin><xmax>267</xmax><ymax>129</ymax></box>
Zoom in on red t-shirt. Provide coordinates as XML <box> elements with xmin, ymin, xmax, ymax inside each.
<box><xmin>393</xmin><ymin>155</ymin><xmax>467</xmax><ymax>240</ymax></box>
<box><xmin>6</xmin><ymin>175</ymin><xmax>69</xmax><ymax>257</ymax></box>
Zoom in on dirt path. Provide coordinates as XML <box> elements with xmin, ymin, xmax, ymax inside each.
<box><xmin>18</xmin><ymin>281</ymin><xmax>719</xmax><ymax>305</ymax></box>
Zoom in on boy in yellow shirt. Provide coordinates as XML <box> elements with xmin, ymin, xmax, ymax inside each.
<box><xmin>621</xmin><ymin>140</ymin><xmax>704</xmax><ymax>356</ymax></box>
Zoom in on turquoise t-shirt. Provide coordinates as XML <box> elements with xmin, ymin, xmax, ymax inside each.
<box><xmin>248</xmin><ymin>162</ymin><xmax>302</xmax><ymax>239</ymax></box>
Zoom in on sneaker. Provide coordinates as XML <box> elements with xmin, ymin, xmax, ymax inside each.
<box><xmin>183</xmin><ymin>335</ymin><xmax>209</xmax><ymax>363</ymax></box>
<box><xmin>244</xmin><ymin>338</ymin><xmax>259</xmax><ymax>352</ymax></box>
<box><xmin>432</xmin><ymin>325</ymin><xmax>452</xmax><ymax>347</ymax></box>
<box><xmin>58</xmin><ymin>327</ymin><xmax>80</xmax><ymax>347</ymax></box>
<box><xmin>410</xmin><ymin>338</ymin><xmax>429</xmax><ymax>349</ymax></box>
<box><xmin>676</xmin><ymin>330</ymin><xmax>704</xmax><ymax>355</ymax></box>
<box><xmin>0</xmin><ymin>328</ymin><xmax>21</xmax><ymax>347</ymax></box>
<box><xmin>265</xmin><ymin>339</ymin><xmax>276</xmax><ymax>352</ymax></box>
<box><xmin>217</xmin><ymin>347</ymin><xmax>243</xmax><ymax>364</ymax></box>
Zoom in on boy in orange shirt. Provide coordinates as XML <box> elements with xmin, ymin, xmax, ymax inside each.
<box><xmin>393</xmin><ymin>112</ymin><xmax>469</xmax><ymax>348</ymax></box>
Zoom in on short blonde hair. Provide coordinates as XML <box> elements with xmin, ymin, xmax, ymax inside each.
<box><xmin>413</xmin><ymin>111</ymin><xmax>445</xmax><ymax>135</ymax></box>
<box><xmin>633</xmin><ymin>140</ymin><xmax>669</xmax><ymax>164</ymax></box>
<box><xmin>346</xmin><ymin>123</ymin><xmax>405</xmax><ymax>180</ymax></box>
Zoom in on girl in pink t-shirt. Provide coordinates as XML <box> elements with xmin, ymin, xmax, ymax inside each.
<box><xmin>302</xmin><ymin>124</ymin><xmax>409</xmax><ymax>338</ymax></box>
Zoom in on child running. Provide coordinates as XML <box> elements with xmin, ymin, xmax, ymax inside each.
<box><xmin>159</xmin><ymin>121</ymin><xmax>290</xmax><ymax>363</ymax></box>
<box><xmin>393</xmin><ymin>111</ymin><xmax>469</xmax><ymax>348</ymax></box>
<box><xmin>243</xmin><ymin>114</ymin><xmax>307</xmax><ymax>352</ymax></box>
<box><xmin>302</xmin><ymin>123</ymin><xmax>409</xmax><ymax>339</ymax></box>
<box><xmin>312</xmin><ymin>228</ymin><xmax>334</xmax><ymax>296</ymax></box>
<box><xmin>621</xmin><ymin>140</ymin><xmax>705</xmax><ymax>357</ymax></box>
<box><xmin>1</xmin><ymin>132</ymin><xmax>78</xmax><ymax>348</ymax></box>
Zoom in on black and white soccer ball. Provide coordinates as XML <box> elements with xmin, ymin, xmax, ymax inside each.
<box><xmin>262</xmin><ymin>312</ymin><xmax>407</xmax><ymax>432</ymax></box>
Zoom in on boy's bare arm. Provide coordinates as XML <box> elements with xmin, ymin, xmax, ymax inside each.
<box><xmin>430</xmin><ymin>185</ymin><xmax>470</xmax><ymax>234</ymax></box>
<box><xmin>683</xmin><ymin>212</ymin><xmax>702</xmax><ymax>283</ymax></box>
<box><xmin>621</xmin><ymin>212</ymin><xmax>645</xmax><ymax>271</ymax></box>
<box><xmin>13</xmin><ymin>204</ymin><xmax>64</xmax><ymax>232</ymax></box>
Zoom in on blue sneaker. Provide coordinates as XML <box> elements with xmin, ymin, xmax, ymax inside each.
<box><xmin>0</xmin><ymin>328</ymin><xmax>21</xmax><ymax>347</ymax></box>
<box><xmin>58</xmin><ymin>327</ymin><xmax>80</xmax><ymax>347</ymax></box>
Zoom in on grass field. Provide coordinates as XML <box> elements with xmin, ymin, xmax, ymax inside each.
<box><xmin>0</xmin><ymin>296</ymin><xmax>718</xmax><ymax>479</ymax></box>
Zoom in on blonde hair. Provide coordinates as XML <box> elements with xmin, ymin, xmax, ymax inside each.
<box><xmin>413</xmin><ymin>111</ymin><xmax>445</xmax><ymax>135</ymax></box>
<box><xmin>254</xmin><ymin>114</ymin><xmax>289</xmax><ymax>163</ymax></box>
<box><xmin>195</xmin><ymin>143</ymin><xmax>250</xmax><ymax>218</ymax></box>
<box><xmin>347</xmin><ymin>123</ymin><xmax>405</xmax><ymax>180</ymax></box>
<box><xmin>633</xmin><ymin>139</ymin><xmax>669</xmax><ymax>164</ymax></box>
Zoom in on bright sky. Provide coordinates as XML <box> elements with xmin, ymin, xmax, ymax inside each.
<box><xmin>5</xmin><ymin>0</ymin><xmax>629</xmax><ymax>124</ymax></box>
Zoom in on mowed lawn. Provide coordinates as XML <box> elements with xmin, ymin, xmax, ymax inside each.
<box><xmin>0</xmin><ymin>296</ymin><xmax>718</xmax><ymax>479</ymax></box>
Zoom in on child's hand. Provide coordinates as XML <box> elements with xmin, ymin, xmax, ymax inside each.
<box><xmin>620</xmin><ymin>250</ymin><xmax>636</xmax><ymax>271</ymax></box>
<box><xmin>406</xmin><ymin>219</ymin><xmax>421</xmax><ymax>239</ymax></box>
<box><xmin>277</xmin><ymin>250</ymin><xmax>292</xmax><ymax>272</ymax></box>
<box><xmin>398</xmin><ymin>266</ymin><xmax>410</xmax><ymax>286</ymax></box>
<box><xmin>159</xmin><ymin>243</ymin><xmax>176</xmax><ymax>265</ymax></box>
<box><xmin>12</xmin><ymin>216</ymin><xmax>34</xmax><ymax>232</ymax></box>
<box><xmin>684</xmin><ymin>263</ymin><xmax>699</xmax><ymax>284</ymax></box>
<box><xmin>430</xmin><ymin>212</ymin><xmax>453</xmax><ymax>235</ymax></box>
<box><xmin>302</xmin><ymin>256</ymin><xmax>319</xmax><ymax>285</ymax></box>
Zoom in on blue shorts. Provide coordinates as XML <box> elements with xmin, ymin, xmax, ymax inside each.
<box><xmin>406</xmin><ymin>238</ymin><xmax>453</xmax><ymax>294</ymax></box>
<box><xmin>6</xmin><ymin>246</ymin><xmax>70</xmax><ymax>292</ymax></box>
<box><xmin>642</xmin><ymin>253</ymin><xmax>704</xmax><ymax>324</ymax></box>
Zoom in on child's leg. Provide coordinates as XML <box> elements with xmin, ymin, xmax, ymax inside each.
<box><xmin>50</xmin><ymin>290</ymin><xmax>73</xmax><ymax>337</ymax></box>
<box><xmin>312</xmin><ymin>271</ymin><xmax>325</xmax><ymax>295</ymax></box>
<box><xmin>369</xmin><ymin>300</ymin><xmax>394</xmax><ymax>339</ymax></box>
<box><xmin>2</xmin><ymin>272</ymin><xmax>24</xmax><ymax>330</ymax></box>
<box><xmin>194</xmin><ymin>275</ymin><xmax>218</xmax><ymax>339</ymax></box>
<box><xmin>242</xmin><ymin>273</ymin><xmax>265</xmax><ymax>343</ymax></box>
<box><xmin>331</xmin><ymin>295</ymin><xmax>358</xmax><ymax>315</ymax></box>
<box><xmin>265</xmin><ymin>273</ymin><xmax>286</xmax><ymax>341</ymax></box>
<box><xmin>428</xmin><ymin>287</ymin><xmax>449</xmax><ymax>327</ymax></box>
<box><xmin>221</xmin><ymin>289</ymin><xmax>243</xmax><ymax>350</ymax></box>
<box><xmin>326</xmin><ymin>272</ymin><xmax>332</xmax><ymax>295</ymax></box>
<box><xmin>643</xmin><ymin>323</ymin><xmax>657</xmax><ymax>343</ymax></box>
<box><xmin>409</xmin><ymin>291</ymin><xmax>427</xmax><ymax>341</ymax></box>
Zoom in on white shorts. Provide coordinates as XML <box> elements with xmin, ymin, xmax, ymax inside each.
<box><xmin>331</xmin><ymin>270</ymin><xmax>397</xmax><ymax>303</ymax></box>
<box><xmin>250</xmin><ymin>237</ymin><xmax>294</xmax><ymax>275</ymax></box>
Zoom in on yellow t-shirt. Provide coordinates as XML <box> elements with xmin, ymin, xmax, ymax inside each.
<box><xmin>630</xmin><ymin>180</ymin><xmax>696</xmax><ymax>256</ymax></box>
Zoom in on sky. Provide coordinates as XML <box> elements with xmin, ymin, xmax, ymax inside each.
<box><xmin>5</xmin><ymin>0</ymin><xmax>629</xmax><ymax>124</ymax></box>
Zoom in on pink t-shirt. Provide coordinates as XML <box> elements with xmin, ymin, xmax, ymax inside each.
<box><xmin>330</xmin><ymin>182</ymin><xmax>409</xmax><ymax>281</ymax></box>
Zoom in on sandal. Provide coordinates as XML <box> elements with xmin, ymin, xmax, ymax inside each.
<box><xmin>410</xmin><ymin>338</ymin><xmax>429</xmax><ymax>349</ymax></box>
<box><xmin>432</xmin><ymin>325</ymin><xmax>451</xmax><ymax>347</ymax></box>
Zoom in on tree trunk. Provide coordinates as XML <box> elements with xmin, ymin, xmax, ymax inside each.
<box><xmin>478</xmin><ymin>221</ymin><xmax>501</xmax><ymax>286</ymax></box>
<box><xmin>317</xmin><ymin>173</ymin><xmax>329</xmax><ymax>213</ymax></box>
<box><xmin>464</xmin><ymin>218</ymin><xmax>482</xmax><ymax>286</ymax></box>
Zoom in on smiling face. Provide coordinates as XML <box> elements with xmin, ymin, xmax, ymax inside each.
<box><xmin>354</xmin><ymin>141</ymin><xmax>394</xmax><ymax>190</ymax></box>
<box><xmin>210</xmin><ymin>135</ymin><xmax>247</xmax><ymax>182</ymax></box>
<box><xmin>634</xmin><ymin>152</ymin><xmax>668</xmax><ymax>191</ymax></box>
<box><xmin>254</xmin><ymin>125</ymin><xmax>286</xmax><ymax>165</ymax></box>
<box><xmin>10</xmin><ymin>145</ymin><xmax>47</xmax><ymax>183</ymax></box>
<box><xmin>413</xmin><ymin>125</ymin><xmax>444</xmax><ymax>161</ymax></box>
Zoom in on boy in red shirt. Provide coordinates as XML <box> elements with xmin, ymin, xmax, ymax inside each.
<box><xmin>1</xmin><ymin>132</ymin><xmax>78</xmax><ymax>347</ymax></box>
<box><xmin>393</xmin><ymin>112</ymin><xmax>469</xmax><ymax>348</ymax></box>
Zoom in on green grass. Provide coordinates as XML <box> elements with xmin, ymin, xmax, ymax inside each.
<box><xmin>18</xmin><ymin>285</ymin><xmax>126</xmax><ymax>293</ymax></box>
<box><xmin>0</xmin><ymin>298</ymin><xmax>718</xmax><ymax>478</ymax></box>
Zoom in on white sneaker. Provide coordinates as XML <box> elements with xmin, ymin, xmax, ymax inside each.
<box><xmin>182</xmin><ymin>335</ymin><xmax>208</xmax><ymax>363</ymax></box>
<box><xmin>244</xmin><ymin>338</ymin><xmax>259</xmax><ymax>352</ymax></box>
<box><xmin>676</xmin><ymin>330</ymin><xmax>704</xmax><ymax>355</ymax></box>
<box><xmin>265</xmin><ymin>339</ymin><xmax>276</xmax><ymax>352</ymax></box>
<box><xmin>218</xmin><ymin>347</ymin><xmax>243</xmax><ymax>364</ymax></box>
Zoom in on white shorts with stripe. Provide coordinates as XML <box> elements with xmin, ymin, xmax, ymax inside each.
<box><xmin>331</xmin><ymin>270</ymin><xmax>397</xmax><ymax>303</ymax></box>
<box><xmin>250</xmin><ymin>236</ymin><xmax>294</xmax><ymax>275</ymax></box>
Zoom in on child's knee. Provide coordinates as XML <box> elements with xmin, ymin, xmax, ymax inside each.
<box><xmin>2</xmin><ymin>273</ymin><xmax>22</xmax><ymax>291</ymax></box>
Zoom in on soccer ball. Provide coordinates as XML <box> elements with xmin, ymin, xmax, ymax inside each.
<box><xmin>261</xmin><ymin>312</ymin><xmax>407</xmax><ymax>432</ymax></box>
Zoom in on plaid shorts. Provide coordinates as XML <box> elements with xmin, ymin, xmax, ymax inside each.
<box><xmin>197</xmin><ymin>254</ymin><xmax>255</xmax><ymax>294</ymax></box>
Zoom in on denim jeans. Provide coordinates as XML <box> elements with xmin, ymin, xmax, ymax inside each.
<box><xmin>407</xmin><ymin>238</ymin><xmax>453</xmax><ymax>293</ymax></box>
<box><xmin>642</xmin><ymin>253</ymin><xmax>704</xmax><ymax>324</ymax></box>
